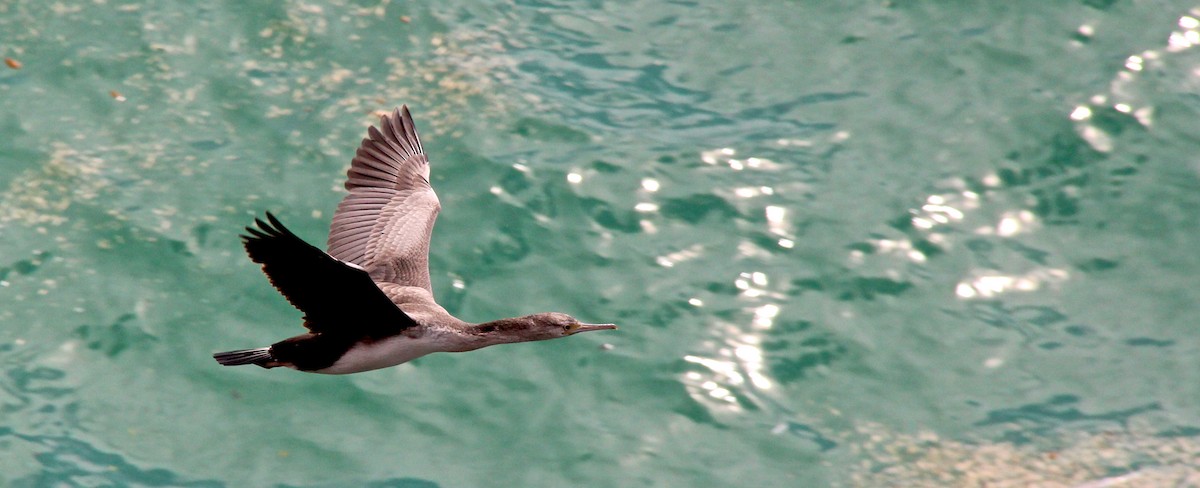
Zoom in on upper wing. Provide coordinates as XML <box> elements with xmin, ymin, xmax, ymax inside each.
<box><xmin>327</xmin><ymin>106</ymin><xmax>441</xmax><ymax>294</ymax></box>
<box><xmin>243</xmin><ymin>213</ymin><xmax>417</xmax><ymax>338</ymax></box>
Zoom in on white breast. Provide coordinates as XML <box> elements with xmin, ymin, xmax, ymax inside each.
<box><xmin>315</xmin><ymin>335</ymin><xmax>438</xmax><ymax>375</ymax></box>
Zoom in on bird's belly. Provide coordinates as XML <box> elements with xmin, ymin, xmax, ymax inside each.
<box><xmin>315</xmin><ymin>336</ymin><xmax>435</xmax><ymax>375</ymax></box>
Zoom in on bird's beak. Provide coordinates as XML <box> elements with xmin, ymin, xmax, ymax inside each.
<box><xmin>574</xmin><ymin>323</ymin><xmax>618</xmax><ymax>333</ymax></box>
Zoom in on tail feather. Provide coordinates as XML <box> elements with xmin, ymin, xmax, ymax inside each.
<box><xmin>213</xmin><ymin>347</ymin><xmax>275</xmax><ymax>368</ymax></box>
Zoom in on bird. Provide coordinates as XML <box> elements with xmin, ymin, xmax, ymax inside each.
<box><xmin>212</xmin><ymin>106</ymin><xmax>616</xmax><ymax>375</ymax></box>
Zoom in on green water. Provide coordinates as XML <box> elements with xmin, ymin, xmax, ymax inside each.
<box><xmin>4</xmin><ymin>1</ymin><xmax>1200</xmax><ymax>486</ymax></box>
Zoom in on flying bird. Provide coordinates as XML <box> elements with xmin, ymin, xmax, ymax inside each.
<box><xmin>213</xmin><ymin>106</ymin><xmax>616</xmax><ymax>374</ymax></box>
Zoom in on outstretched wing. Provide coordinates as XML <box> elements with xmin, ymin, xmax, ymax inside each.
<box><xmin>327</xmin><ymin>106</ymin><xmax>441</xmax><ymax>294</ymax></box>
<box><xmin>242</xmin><ymin>212</ymin><xmax>417</xmax><ymax>337</ymax></box>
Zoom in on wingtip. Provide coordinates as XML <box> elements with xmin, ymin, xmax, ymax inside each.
<box><xmin>384</xmin><ymin>105</ymin><xmax>413</xmax><ymax>125</ymax></box>
<box><xmin>370</xmin><ymin>104</ymin><xmax>422</xmax><ymax>155</ymax></box>
<box><xmin>242</xmin><ymin>213</ymin><xmax>288</xmax><ymax>241</ymax></box>
<box><xmin>383</xmin><ymin>105</ymin><xmax>405</xmax><ymax>123</ymax></box>
<box><xmin>265</xmin><ymin>212</ymin><xmax>284</xmax><ymax>229</ymax></box>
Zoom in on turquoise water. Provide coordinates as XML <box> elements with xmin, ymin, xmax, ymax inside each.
<box><xmin>4</xmin><ymin>1</ymin><xmax>1200</xmax><ymax>486</ymax></box>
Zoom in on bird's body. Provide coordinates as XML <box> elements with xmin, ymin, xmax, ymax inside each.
<box><xmin>213</xmin><ymin>106</ymin><xmax>615</xmax><ymax>375</ymax></box>
<box><xmin>322</xmin><ymin>331</ymin><xmax>443</xmax><ymax>375</ymax></box>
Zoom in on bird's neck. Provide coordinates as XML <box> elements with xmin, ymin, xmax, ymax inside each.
<box><xmin>456</xmin><ymin>316</ymin><xmax>544</xmax><ymax>350</ymax></box>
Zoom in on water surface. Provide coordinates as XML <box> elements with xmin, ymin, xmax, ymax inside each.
<box><xmin>3</xmin><ymin>1</ymin><xmax>1200</xmax><ymax>486</ymax></box>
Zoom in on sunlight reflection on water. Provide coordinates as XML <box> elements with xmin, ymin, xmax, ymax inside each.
<box><xmin>671</xmin><ymin>142</ymin><xmax>811</xmax><ymax>416</ymax></box>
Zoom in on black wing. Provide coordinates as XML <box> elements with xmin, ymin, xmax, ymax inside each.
<box><xmin>242</xmin><ymin>212</ymin><xmax>417</xmax><ymax>338</ymax></box>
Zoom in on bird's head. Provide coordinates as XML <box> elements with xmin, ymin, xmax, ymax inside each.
<box><xmin>534</xmin><ymin>312</ymin><xmax>618</xmax><ymax>338</ymax></box>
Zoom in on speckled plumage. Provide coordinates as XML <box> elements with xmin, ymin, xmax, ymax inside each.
<box><xmin>213</xmin><ymin>106</ymin><xmax>616</xmax><ymax>375</ymax></box>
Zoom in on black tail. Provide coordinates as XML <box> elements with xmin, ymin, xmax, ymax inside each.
<box><xmin>213</xmin><ymin>347</ymin><xmax>275</xmax><ymax>368</ymax></box>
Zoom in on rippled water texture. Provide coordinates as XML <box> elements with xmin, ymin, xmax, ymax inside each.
<box><xmin>3</xmin><ymin>1</ymin><xmax>1200</xmax><ymax>486</ymax></box>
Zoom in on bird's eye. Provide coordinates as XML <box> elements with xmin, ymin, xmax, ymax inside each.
<box><xmin>565</xmin><ymin>323</ymin><xmax>580</xmax><ymax>333</ymax></box>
